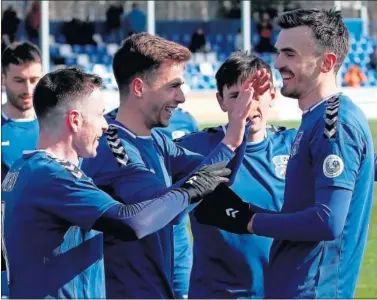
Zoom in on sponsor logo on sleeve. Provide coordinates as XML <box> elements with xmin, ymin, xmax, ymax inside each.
<box><xmin>290</xmin><ymin>131</ymin><xmax>304</xmax><ymax>158</ymax></box>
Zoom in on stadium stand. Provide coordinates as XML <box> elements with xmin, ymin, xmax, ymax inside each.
<box><xmin>45</xmin><ymin>19</ymin><xmax>377</xmax><ymax>91</ymax></box>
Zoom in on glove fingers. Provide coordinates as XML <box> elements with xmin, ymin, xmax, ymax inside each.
<box><xmin>216</xmin><ymin>176</ymin><xmax>229</xmax><ymax>184</ymax></box>
<box><xmin>201</xmin><ymin>161</ymin><xmax>228</xmax><ymax>172</ymax></box>
<box><xmin>209</xmin><ymin>168</ymin><xmax>231</xmax><ymax>177</ymax></box>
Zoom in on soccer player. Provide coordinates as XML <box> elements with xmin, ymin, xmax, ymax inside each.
<box><xmin>1</xmin><ymin>42</ymin><xmax>42</xmax><ymax>182</ymax></box>
<box><xmin>2</xmin><ymin>67</ymin><xmax>231</xmax><ymax>299</ymax></box>
<box><xmin>81</xmin><ymin>33</ymin><xmax>271</xmax><ymax>299</ymax></box>
<box><xmin>106</xmin><ymin>107</ymin><xmax>199</xmax><ymax>299</ymax></box>
<box><xmin>1</xmin><ymin>42</ymin><xmax>42</xmax><ymax>297</ymax></box>
<box><xmin>159</xmin><ymin>109</ymin><xmax>199</xmax><ymax>299</ymax></box>
<box><xmin>176</xmin><ymin>52</ymin><xmax>297</xmax><ymax>298</ymax></box>
<box><xmin>195</xmin><ymin>9</ymin><xmax>375</xmax><ymax>298</ymax></box>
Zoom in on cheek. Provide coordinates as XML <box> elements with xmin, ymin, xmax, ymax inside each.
<box><xmin>7</xmin><ymin>82</ymin><xmax>21</xmax><ymax>95</ymax></box>
<box><xmin>223</xmin><ymin>101</ymin><xmax>235</xmax><ymax>112</ymax></box>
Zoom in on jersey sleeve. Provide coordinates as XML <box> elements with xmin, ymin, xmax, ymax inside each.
<box><xmin>113</xmin><ymin>162</ymin><xmax>172</xmax><ymax>204</ymax></box>
<box><xmin>36</xmin><ymin>173</ymin><xmax>118</xmax><ymax>231</ymax></box>
<box><xmin>160</xmin><ymin>131</ymin><xmax>235</xmax><ymax>181</ymax></box>
<box><xmin>310</xmin><ymin>119</ymin><xmax>366</xmax><ymax>191</ymax></box>
<box><xmin>172</xmin><ymin>215</ymin><xmax>192</xmax><ymax>298</ymax></box>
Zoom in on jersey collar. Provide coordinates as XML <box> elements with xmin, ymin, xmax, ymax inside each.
<box><xmin>302</xmin><ymin>93</ymin><xmax>340</xmax><ymax>115</ymax></box>
<box><xmin>221</xmin><ymin>124</ymin><xmax>268</xmax><ymax>152</ymax></box>
<box><xmin>107</xmin><ymin>120</ymin><xmax>152</xmax><ymax>140</ymax></box>
<box><xmin>2</xmin><ymin>112</ymin><xmax>37</xmax><ymax>122</ymax></box>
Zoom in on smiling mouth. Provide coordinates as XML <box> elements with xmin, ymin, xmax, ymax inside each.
<box><xmin>281</xmin><ymin>72</ymin><xmax>294</xmax><ymax>80</ymax></box>
<box><xmin>164</xmin><ymin>106</ymin><xmax>176</xmax><ymax>114</ymax></box>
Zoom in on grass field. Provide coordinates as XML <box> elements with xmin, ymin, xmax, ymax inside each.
<box><xmin>199</xmin><ymin>119</ymin><xmax>377</xmax><ymax>298</ymax></box>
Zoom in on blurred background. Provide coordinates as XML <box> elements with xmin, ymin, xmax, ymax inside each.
<box><xmin>1</xmin><ymin>1</ymin><xmax>377</xmax><ymax>297</ymax></box>
<box><xmin>2</xmin><ymin>0</ymin><xmax>377</xmax><ymax>123</ymax></box>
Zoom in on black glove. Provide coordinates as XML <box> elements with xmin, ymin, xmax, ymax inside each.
<box><xmin>194</xmin><ymin>184</ymin><xmax>255</xmax><ymax>234</ymax></box>
<box><xmin>179</xmin><ymin>161</ymin><xmax>231</xmax><ymax>204</ymax></box>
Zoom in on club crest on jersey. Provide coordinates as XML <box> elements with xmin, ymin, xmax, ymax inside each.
<box><xmin>272</xmin><ymin>155</ymin><xmax>289</xmax><ymax>179</ymax></box>
<box><xmin>323</xmin><ymin>154</ymin><xmax>344</xmax><ymax>178</ymax></box>
<box><xmin>290</xmin><ymin>131</ymin><xmax>304</xmax><ymax>158</ymax></box>
<box><xmin>172</xmin><ymin>130</ymin><xmax>187</xmax><ymax>140</ymax></box>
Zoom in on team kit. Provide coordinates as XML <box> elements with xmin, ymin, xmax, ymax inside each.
<box><xmin>2</xmin><ymin>8</ymin><xmax>377</xmax><ymax>299</ymax></box>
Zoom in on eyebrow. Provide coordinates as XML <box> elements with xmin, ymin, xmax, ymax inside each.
<box><xmin>276</xmin><ymin>47</ymin><xmax>299</xmax><ymax>54</ymax></box>
<box><xmin>229</xmin><ymin>91</ymin><xmax>239</xmax><ymax>98</ymax></box>
<box><xmin>171</xmin><ymin>80</ymin><xmax>184</xmax><ymax>86</ymax></box>
<box><xmin>13</xmin><ymin>76</ymin><xmax>40</xmax><ymax>80</ymax></box>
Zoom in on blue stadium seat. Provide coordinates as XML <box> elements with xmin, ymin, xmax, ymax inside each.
<box><xmin>90</xmin><ymin>54</ymin><xmax>100</xmax><ymax>64</ymax></box>
<box><xmin>207</xmin><ymin>35</ymin><xmax>215</xmax><ymax>45</ymax></box>
<box><xmin>171</xmin><ymin>33</ymin><xmax>180</xmax><ymax>43</ymax></box>
<box><xmin>72</xmin><ymin>45</ymin><xmax>84</xmax><ymax>54</ymax></box>
<box><xmin>84</xmin><ymin>45</ymin><xmax>96</xmax><ymax>55</ymax></box>
<box><xmin>102</xmin><ymin>54</ymin><xmax>112</xmax><ymax>65</ymax></box>
<box><xmin>252</xmin><ymin>35</ymin><xmax>260</xmax><ymax>46</ymax></box>
<box><xmin>218</xmin><ymin>52</ymin><xmax>227</xmax><ymax>62</ymax></box>
<box><xmin>183</xmin><ymin>34</ymin><xmax>191</xmax><ymax>45</ymax></box>
<box><xmin>56</xmin><ymin>34</ymin><xmax>66</xmax><ymax>44</ymax></box>
<box><xmin>65</xmin><ymin>56</ymin><xmax>77</xmax><ymax>66</ymax></box>
<box><xmin>351</xmin><ymin>43</ymin><xmax>358</xmax><ymax>53</ymax></box>
<box><xmin>97</xmin><ymin>45</ymin><xmax>107</xmax><ymax>56</ymax></box>
<box><xmin>358</xmin><ymin>52</ymin><xmax>366</xmax><ymax>62</ymax></box>
<box><xmin>215</xmin><ymin>34</ymin><xmax>223</xmax><ymax>43</ymax></box>
<box><xmin>50</xmin><ymin>45</ymin><xmax>60</xmax><ymax>57</ymax></box>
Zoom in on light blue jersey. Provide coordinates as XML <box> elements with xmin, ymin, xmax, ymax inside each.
<box><xmin>177</xmin><ymin>124</ymin><xmax>297</xmax><ymax>298</ymax></box>
<box><xmin>1</xmin><ymin>113</ymin><xmax>39</xmax><ymax>182</ymax></box>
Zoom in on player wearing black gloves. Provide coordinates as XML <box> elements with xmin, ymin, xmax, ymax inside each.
<box><xmin>179</xmin><ymin>161</ymin><xmax>231</xmax><ymax>203</ymax></box>
<box><xmin>194</xmin><ymin>184</ymin><xmax>262</xmax><ymax>234</ymax></box>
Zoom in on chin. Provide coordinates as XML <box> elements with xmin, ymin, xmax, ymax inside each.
<box><xmin>82</xmin><ymin>149</ymin><xmax>97</xmax><ymax>159</ymax></box>
<box><xmin>281</xmin><ymin>87</ymin><xmax>300</xmax><ymax>99</ymax></box>
<box><xmin>158</xmin><ymin>120</ymin><xmax>169</xmax><ymax>128</ymax></box>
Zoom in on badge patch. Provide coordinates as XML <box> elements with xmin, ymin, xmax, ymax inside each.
<box><xmin>290</xmin><ymin>131</ymin><xmax>304</xmax><ymax>158</ymax></box>
<box><xmin>272</xmin><ymin>155</ymin><xmax>289</xmax><ymax>179</ymax></box>
<box><xmin>172</xmin><ymin>130</ymin><xmax>186</xmax><ymax>140</ymax></box>
<box><xmin>323</xmin><ymin>154</ymin><xmax>344</xmax><ymax>178</ymax></box>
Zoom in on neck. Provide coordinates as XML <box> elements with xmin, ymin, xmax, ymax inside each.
<box><xmin>115</xmin><ymin>97</ymin><xmax>152</xmax><ymax>136</ymax></box>
<box><xmin>298</xmin><ymin>77</ymin><xmax>338</xmax><ymax>111</ymax></box>
<box><xmin>2</xmin><ymin>102</ymin><xmax>36</xmax><ymax>120</ymax></box>
<box><xmin>37</xmin><ymin>130</ymin><xmax>80</xmax><ymax>166</ymax></box>
<box><xmin>247</xmin><ymin>128</ymin><xmax>266</xmax><ymax>143</ymax></box>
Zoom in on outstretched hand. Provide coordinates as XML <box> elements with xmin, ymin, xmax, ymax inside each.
<box><xmin>194</xmin><ymin>183</ymin><xmax>255</xmax><ymax>234</ymax></box>
<box><xmin>223</xmin><ymin>68</ymin><xmax>271</xmax><ymax>150</ymax></box>
<box><xmin>179</xmin><ymin>161</ymin><xmax>231</xmax><ymax>204</ymax></box>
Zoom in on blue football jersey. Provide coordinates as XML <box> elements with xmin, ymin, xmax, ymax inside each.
<box><xmin>81</xmin><ymin>117</ymin><xmax>238</xmax><ymax>299</ymax></box>
<box><xmin>264</xmin><ymin>94</ymin><xmax>375</xmax><ymax>298</ymax></box>
<box><xmin>2</xmin><ymin>150</ymin><xmax>118</xmax><ymax>299</ymax></box>
<box><xmin>1</xmin><ymin>113</ymin><xmax>39</xmax><ymax>182</ymax></box>
<box><xmin>157</xmin><ymin>108</ymin><xmax>200</xmax><ymax>140</ymax></box>
<box><xmin>156</xmin><ymin>108</ymin><xmax>199</xmax><ymax>299</ymax></box>
<box><xmin>177</xmin><ymin>124</ymin><xmax>297</xmax><ymax>298</ymax></box>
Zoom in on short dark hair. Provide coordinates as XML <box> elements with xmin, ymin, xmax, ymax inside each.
<box><xmin>113</xmin><ymin>32</ymin><xmax>191</xmax><ymax>94</ymax></box>
<box><xmin>215</xmin><ymin>51</ymin><xmax>273</xmax><ymax>97</ymax></box>
<box><xmin>2</xmin><ymin>41</ymin><xmax>42</xmax><ymax>74</ymax></box>
<box><xmin>33</xmin><ymin>67</ymin><xmax>102</xmax><ymax>125</ymax></box>
<box><xmin>277</xmin><ymin>8</ymin><xmax>349</xmax><ymax>73</ymax></box>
